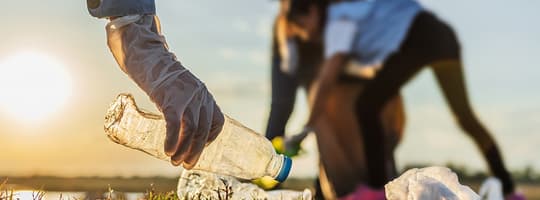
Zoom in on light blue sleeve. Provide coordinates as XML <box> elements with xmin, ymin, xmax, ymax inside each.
<box><xmin>324</xmin><ymin>20</ymin><xmax>357</xmax><ymax>59</ymax></box>
<box><xmin>328</xmin><ymin>0</ymin><xmax>374</xmax><ymax>22</ymax></box>
<box><xmin>87</xmin><ymin>0</ymin><xmax>156</xmax><ymax>18</ymax></box>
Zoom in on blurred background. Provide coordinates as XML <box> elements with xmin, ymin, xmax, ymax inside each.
<box><xmin>0</xmin><ymin>0</ymin><xmax>539</xmax><ymax>198</ymax></box>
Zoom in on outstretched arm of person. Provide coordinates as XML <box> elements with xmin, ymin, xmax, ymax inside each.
<box><xmin>306</xmin><ymin>19</ymin><xmax>356</xmax><ymax>128</ymax></box>
<box><xmin>105</xmin><ymin>15</ymin><xmax>224</xmax><ymax>169</ymax></box>
<box><xmin>306</xmin><ymin>53</ymin><xmax>348</xmax><ymax>127</ymax></box>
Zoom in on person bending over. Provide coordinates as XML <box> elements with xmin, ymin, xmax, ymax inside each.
<box><xmin>286</xmin><ymin>0</ymin><xmax>522</xmax><ymax>199</ymax></box>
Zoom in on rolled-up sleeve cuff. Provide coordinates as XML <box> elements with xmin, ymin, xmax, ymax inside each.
<box><xmin>88</xmin><ymin>0</ymin><xmax>156</xmax><ymax>18</ymax></box>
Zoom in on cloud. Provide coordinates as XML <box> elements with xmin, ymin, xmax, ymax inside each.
<box><xmin>248</xmin><ymin>51</ymin><xmax>268</xmax><ymax>65</ymax></box>
<box><xmin>231</xmin><ymin>19</ymin><xmax>251</xmax><ymax>33</ymax></box>
<box><xmin>256</xmin><ymin>17</ymin><xmax>273</xmax><ymax>39</ymax></box>
<box><xmin>218</xmin><ymin>48</ymin><xmax>242</xmax><ymax>60</ymax></box>
<box><xmin>217</xmin><ymin>48</ymin><xmax>268</xmax><ymax>66</ymax></box>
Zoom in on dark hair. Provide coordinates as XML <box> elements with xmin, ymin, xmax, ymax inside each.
<box><xmin>287</xmin><ymin>0</ymin><xmax>329</xmax><ymax>22</ymax></box>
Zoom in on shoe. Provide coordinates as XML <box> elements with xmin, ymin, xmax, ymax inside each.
<box><xmin>340</xmin><ymin>185</ymin><xmax>385</xmax><ymax>200</ymax></box>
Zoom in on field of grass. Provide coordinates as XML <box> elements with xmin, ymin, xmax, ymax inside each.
<box><xmin>1</xmin><ymin>176</ymin><xmax>178</xmax><ymax>193</ymax></box>
<box><xmin>1</xmin><ymin>177</ymin><xmax>179</xmax><ymax>200</ymax></box>
<box><xmin>1</xmin><ymin>176</ymin><xmax>540</xmax><ymax>199</ymax></box>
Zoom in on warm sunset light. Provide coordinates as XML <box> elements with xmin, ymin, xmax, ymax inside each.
<box><xmin>0</xmin><ymin>52</ymin><xmax>72</xmax><ymax>122</ymax></box>
<box><xmin>0</xmin><ymin>1</ymin><xmax>538</xmax><ymax>199</ymax></box>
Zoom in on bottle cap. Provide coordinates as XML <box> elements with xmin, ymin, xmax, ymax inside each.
<box><xmin>275</xmin><ymin>156</ymin><xmax>292</xmax><ymax>182</ymax></box>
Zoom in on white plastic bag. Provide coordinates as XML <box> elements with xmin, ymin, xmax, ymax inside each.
<box><xmin>177</xmin><ymin>170</ymin><xmax>312</xmax><ymax>200</ymax></box>
<box><xmin>478</xmin><ymin>177</ymin><xmax>504</xmax><ymax>200</ymax></box>
<box><xmin>385</xmin><ymin>166</ymin><xmax>480</xmax><ymax>200</ymax></box>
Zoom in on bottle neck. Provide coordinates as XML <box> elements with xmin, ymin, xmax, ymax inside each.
<box><xmin>266</xmin><ymin>154</ymin><xmax>285</xmax><ymax>179</ymax></box>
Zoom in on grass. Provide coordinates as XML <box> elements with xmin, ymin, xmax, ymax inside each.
<box><xmin>177</xmin><ymin>178</ymin><xmax>233</xmax><ymax>200</ymax></box>
<box><xmin>145</xmin><ymin>184</ymin><xmax>180</xmax><ymax>200</ymax></box>
<box><xmin>1</xmin><ymin>178</ymin><xmax>177</xmax><ymax>200</ymax></box>
<box><xmin>0</xmin><ymin>178</ymin><xmax>46</xmax><ymax>200</ymax></box>
<box><xmin>0</xmin><ymin>178</ymin><xmax>14</xmax><ymax>200</ymax></box>
<box><xmin>0</xmin><ymin>178</ymin><xmax>235</xmax><ymax>200</ymax></box>
<box><xmin>3</xmin><ymin>176</ymin><xmax>540</xmax><ymax>199</ymax></box>
<box><xmin>1</xmin><ymin>176</ymin><xmax>178</xmax><ymax>193</ymax></box>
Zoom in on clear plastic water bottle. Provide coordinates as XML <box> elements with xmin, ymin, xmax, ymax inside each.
<box><xmin>104</xmin><ymin>93</ymin><xmax>292</xmax><ymax>182</ymax></box>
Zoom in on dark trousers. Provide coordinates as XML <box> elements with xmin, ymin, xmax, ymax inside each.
<box><xmin>266</xmin><ymin>55</ymin><xmax>298</xmax><ymax>140</ymax></box>
<box><xmin>355</xmin><ymin>11</ymin><xmax>515</xmax><ymax>194</ymax></box>
<box><xmin>265</xmin><ymin>34</ymin><xmax>322</xmax><ymax>140</ymax></box>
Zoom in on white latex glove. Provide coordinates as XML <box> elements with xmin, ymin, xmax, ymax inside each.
<box><xmin>105</xmin><ymin>15</ymin><xmax>224</xmax><ymax>169</ymax></box>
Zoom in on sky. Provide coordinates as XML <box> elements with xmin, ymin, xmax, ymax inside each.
<box><xmin>0</xmin><ymin>0</ymin><xmax>539</xmax><ymax>178</ymax></box>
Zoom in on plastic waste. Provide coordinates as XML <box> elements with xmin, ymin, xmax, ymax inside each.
<box><xmin>385</xmin><ymin>166</ymin><xmax>480</xmax><ymax>200</ymax></box>
<box><xmin>251</xmin><ymin>132</ymin><xmax>308</xmax><ymax>190</ymax></box>
<box><xmin>104</xmin><ymin>93</ymin><xmax>292</xmax><ymax>182</ymax></box>
<box><xmin>252</xmin><ymin>176</ymin><xmax>280</xmax><ymax>190</ymax></box>
<box><xmin>478</xmin><ymin>177</ymin><xmax>504</xmax><ymax>200</ymax></box>
<box><xmin>177</xmin><ymin>169</ymin><xmax>312</xmax><ymax>200</ymax></box>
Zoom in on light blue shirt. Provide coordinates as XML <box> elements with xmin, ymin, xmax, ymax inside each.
<box><xmin>87</xmin><ymin>0</ymin><xmax>156</xmax><ymax>18</ymax></box>
<box><xmin>327</xmin><ymin>0</ymin><xmax>422</xmax><ymax>66</ymax></box>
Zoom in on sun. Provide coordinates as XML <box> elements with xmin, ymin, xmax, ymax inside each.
<box><xmin>0</xmin><ymin>52</ymin><xmax>72</xmax><ymax>122</ymax></box>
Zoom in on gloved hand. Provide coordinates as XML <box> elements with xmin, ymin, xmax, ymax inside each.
<box><xmin>105</xmin><ymin>15</ymin><xmax>224</xmax><ymax>169</ymax></box>
<box><xmin>272</xmin><ymin>126</ymin><xmax>312</xmax><ymax>157</ymax></box>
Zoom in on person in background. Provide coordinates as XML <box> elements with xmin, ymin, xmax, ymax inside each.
<box><xmin>285</xmin><ymin>0</ymin><xmax>524</xmax><ymax>199</ymax></box>
<box><xmin>266</xmin><ymin>1</ymin><xmax>406</xmax><ymax>199</ymax></box>
<box><xmin>265</xmin><ymin>1</ymin><xmax>316</xmax><ymax>141</ymax></box>
<box><xmin>87</xmin><ymin>0</ymin><xmax>225</xmax><ymax>169</ymax></box>
<box><xmin>263</xmin><ymin>4</ymin><xmax>325</xmax><ymax>197</ymax></box>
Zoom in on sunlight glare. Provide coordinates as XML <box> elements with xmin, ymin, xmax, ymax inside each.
<box><xmin>0</xmin><ymin>52</ymin><xmax>72</xmax><ymax>122</ymax></box>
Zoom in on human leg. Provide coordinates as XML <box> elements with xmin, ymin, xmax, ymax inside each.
<box><xmin>355</xmin><ymin>51</ymin><xmax>427</xmax><ymax>188</ymax></box>
<box><xmin>265</xmin><ymin>54</ymin><xmax>299</xmax><ymax>140</ymax></box>
<box><xmin>354</xmin><ymin>11</ymin><xmax>456</xmax><ymax>188</ymax></box>
<box><xmin>431</xmin><ymin>60</ymin><xmax>515</xmax><ymax>194</ymax></box>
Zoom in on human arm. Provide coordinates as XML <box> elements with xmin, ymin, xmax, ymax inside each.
<box><xmin>105</xmin><ymin>15</ymin><xmax>224</xmax><ymax>169</ymax></box>
<box><xmin>305</xmin><ymin>53</ymin><xmax>349</xmax><ymax>127</ymax></box>
<box><xmin>87</xmin><ymin>0</ymin><xmax>156</xmax><ymax>18</ymax></box>
<box><xmin>305</xmin><ymin>19</ymin><xmax>357</xmax><ymax>128</ymax></box>
<box><xmin>281</xmin><ymin>51</ymin><xmax>349</xmax><ymax>156</ymax></box>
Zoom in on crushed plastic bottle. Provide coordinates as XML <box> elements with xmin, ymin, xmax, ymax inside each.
<box><xmin>104</xmin><ymin>93</ymin><xmax>292</xmax><ymax>182</ymax></box>
<box><xmin>177</xmin><ymin>169</ymin><xmax>312</xmax><ymax>200</ymax></box>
